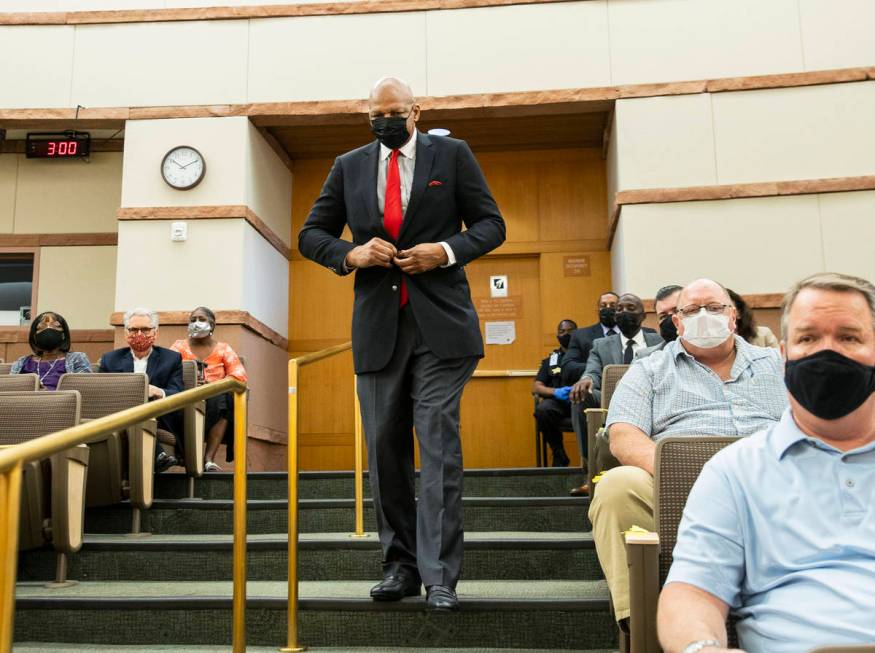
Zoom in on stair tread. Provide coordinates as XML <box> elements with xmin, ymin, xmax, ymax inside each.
<box><xmin>77</xmin><ymin>531</ymin><xmax>593</xmax><ymax>546</ymax></box>
<box><xmin>160</xmin><ymin>466</ymin><xmax>585</xmax><ymax>479</ymax></box>
<box><xmin>148</xmin><ymin>496</ymin><xmax>588</xmax><ymax>507</ymax></box>
<box><xmin>16</xmin><ymin>579</ymin><xmax>608</xmax><ymax>602</ymax></box>
<box><xmin>16</xmin><ymin>646</ymin><xmax>613</xmax><ymax>653</ymax></box>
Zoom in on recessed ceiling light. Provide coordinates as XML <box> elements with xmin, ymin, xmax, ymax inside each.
<box><xmin>428</xmin><ymin>128</ymin><xmax>451</xmax><ymax>136</ymax></box>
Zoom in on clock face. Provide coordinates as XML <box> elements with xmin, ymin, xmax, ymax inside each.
<box><xmin>161</xmin><ymin>146</ymin><xmax>206</xmax><ymax>190</ymax></box>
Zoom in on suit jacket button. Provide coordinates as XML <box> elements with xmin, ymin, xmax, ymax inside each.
<box><xmin>392</xmin><ymin>285</ymin><xmax>398</xmax><ymax>291</ymax></box>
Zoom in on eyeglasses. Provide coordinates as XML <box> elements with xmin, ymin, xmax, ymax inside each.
<box><xmin>126</xmin><ymin>327</ymin><xmax>155</xmax><ymax>334</ymax></box>
<box><xmin>677</xmin><ymin>303</ymin><xmax>730</xmax><ymax>318</ymax></box>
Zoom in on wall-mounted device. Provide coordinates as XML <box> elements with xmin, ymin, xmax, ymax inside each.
<box><xmin>25</xmin><ymin>131</ymin><xmax>91</xmax><ymax>159</ymax></box>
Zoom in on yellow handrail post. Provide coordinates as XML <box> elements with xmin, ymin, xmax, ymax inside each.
<box><xmin>282</xmin><ymin>359</ymin><xmax>305</xmax><ymax>652</ymax></box>
<box><xmin>231</xmin><ymin>389</ymin><xmax>248</xmax><ymax>653</ymax></box>
<box><xmin>353</xmin><ymin>375</ymin><xmax>366</xmax><ymax>538</ymax></box>
<box><xmin>0</xmin><ymin>463</ymin><xmax>22</xmax><ymax>653</ymax></box>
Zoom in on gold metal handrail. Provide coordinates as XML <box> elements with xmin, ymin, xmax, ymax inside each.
<box><xmin>284</xmin><ymin>341</ymin><xmax>355</xmax><ymax>652</ymax></box>
<box><xmin>0</xmin><ymin>377</ymin><xmax>248</xmax><ymax>653</ymax></box>
<box><xmin>472</xmin><ymin>368</ymin><xmax>538</xmax><ymax>378</ymax></box>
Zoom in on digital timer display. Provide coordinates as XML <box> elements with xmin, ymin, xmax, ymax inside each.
<box><xmin>25</xmin><ymin>132</ymin><xmax>91</xmax><ymax>159</ymax></box>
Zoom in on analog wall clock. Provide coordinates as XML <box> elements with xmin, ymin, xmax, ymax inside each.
<box><xmin>161</xmin><ymin>145</ymin><xmax>206</xmax><ymax>190</ymax></box>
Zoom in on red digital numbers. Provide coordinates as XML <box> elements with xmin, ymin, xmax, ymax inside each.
<box><xmin>45</xmin><ymin>140</ymin><xmax>78</xmax><ymax>157</ymax></box>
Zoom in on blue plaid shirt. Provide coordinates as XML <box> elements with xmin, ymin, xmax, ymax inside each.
<box><xmin>606</xmin><ymin>336</ymin><xmax>787</xmax><ymax>440</ymax></box>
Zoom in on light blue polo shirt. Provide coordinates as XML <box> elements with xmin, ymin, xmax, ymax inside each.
<box><xmin>666</xmin><ymin>408</ymin><xmax>875</xmax><ymax>652</ymax></box>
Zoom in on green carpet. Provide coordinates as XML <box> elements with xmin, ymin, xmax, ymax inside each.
<box><xmin>16</xmin><ymin>646</ymin><xmax>614</xmax><ymax>653</ymax></box>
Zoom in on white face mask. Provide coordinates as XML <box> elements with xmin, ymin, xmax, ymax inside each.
<box><xmin>680</xmin><ymin>309</ymin><xmax>732</xmax><ymax>349</ymax></box>
<box><xmin>188</xmin><ymin>320</ymin><xmax>212</xmax><ymax>339</ymax></box>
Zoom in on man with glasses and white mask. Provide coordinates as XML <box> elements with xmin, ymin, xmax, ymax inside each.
<box><xmin>587</xmin><ymin>278</ymin><xmax>787</xmax><ymax>632</ymax></box>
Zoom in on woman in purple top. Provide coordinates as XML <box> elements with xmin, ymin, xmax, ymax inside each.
<box><xmin>11</xmin><ymin>311</ymin><xmax>91</xmax><ymax>390</ymax></box>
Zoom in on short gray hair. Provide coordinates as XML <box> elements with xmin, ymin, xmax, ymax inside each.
<box><xmin>781</xmin><ymin>272</ymin><xmax>875</xmax><ymax>339</ymax></box>
<box><xmin>123</xmin><ymin>307</ymin><xmax>159</xmax><ymax>329</ymax></box>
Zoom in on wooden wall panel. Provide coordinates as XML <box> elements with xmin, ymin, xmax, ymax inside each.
<box><xmin>289</xmin><ymin>145</ymin><xmax>609</xmax><ymax>470</ymax></box>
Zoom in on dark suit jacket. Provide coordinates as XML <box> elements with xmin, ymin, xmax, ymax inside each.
<box><xmin>584</xmin><ymin>331</ymin><xmax>664</xmax><ymax>404</ymax></box>
<box><xmin>299</xmin><ymin>132</ymin><xmax>506</xmax><ymax>373</ymax></box>
<box><xmin>98</xmin><ymin>345</ymin><xmax>184</xmax><ymax>397</ymax></box>
<box><xmin>561</xmin><ymin>322</ymin><xmax>615</xmax><ymax>385</ymax></box>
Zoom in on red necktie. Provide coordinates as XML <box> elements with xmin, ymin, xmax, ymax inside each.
<box><xmin>384</xmin><ymin>149</ymin><xmax>408</xmax><ymax>307</ymax></box>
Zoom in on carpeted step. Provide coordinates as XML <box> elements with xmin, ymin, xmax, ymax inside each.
<box><xmin>15</xmin><ymin>645</ymin><xmax>615</xmax><ymax>653</ymax></box>
<box><xmin>18</xmin><ymin>531</ymin><xmax>601</xmax><ymax>583</ymax></box>
<box><xmin>155</xmin><ymin>467</ymin><xmax>586</xmax><ymax>501</ymax></box>
<box><xmin>14</xmin><ymin>580</ymin><xmax>617</xmax><ymax>649</ymax></box>
<box><xmin>84</xmin><ymin>496</ymin><xmax>591</xmax><ymax>535</ymax></box>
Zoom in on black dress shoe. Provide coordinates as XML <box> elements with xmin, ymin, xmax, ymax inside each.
<box><xmin>426</xmin><ymin>585</ymin><xmax>459</xmax><ymax>612</ymax></box>
<box><xmin>370</xmin><ymin>574</ymin><xmax>421</xmax><ymax>601</ymax></box>
<box><xmin>155</xmin><ymin>451</ymin><xmax>177</xmax><ymax>473</ymax></box>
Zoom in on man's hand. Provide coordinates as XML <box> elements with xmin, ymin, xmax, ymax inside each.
<box><xmin>148</xmin><ymin>384</ymin><xmax>165</xmax><ymax>400</ymax></box>
<box><xmin>346</xmin><ymin>237</ymin><xmax>398</xmax><ymax>269</ymax></box>
<box><xmin>393</xmin><ymin>243</ymin><xmax>448</xmax><ymax>275</ymax></box>
<box><xmin>570</xmin><ymin>377</ymin><xmax>594</xmax><ymax>403</ymax></box>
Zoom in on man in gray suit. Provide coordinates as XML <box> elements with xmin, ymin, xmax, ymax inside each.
<box><xmin>635</xmin><ymin>285</ymin><xmax>682</xmax><ymax>361</ymax></box>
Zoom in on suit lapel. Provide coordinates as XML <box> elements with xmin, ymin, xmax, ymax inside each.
<box><xmin>145</xmin><ymin>347</ymin><xmax>158</xmax><ymax>380</ymax></box>
<box><xmin>398</xmin><ymin>132</ymin><xmax>434</xmax><ymax>242</ymax></box>
<box><xmin>361</xmin><ymin>141</ymin><xmax>389</xmax><ymax>239</ymax></box>
<box><xmin>121</xmin><ymin>349</ymin><xmax>134</xmax><ymax>373</ymax></box>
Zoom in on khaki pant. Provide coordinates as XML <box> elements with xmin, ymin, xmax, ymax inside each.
<box><xmin>588</xmin><ymin>465</ymin><xmax>654</xmax><ymax>621</ymax></box>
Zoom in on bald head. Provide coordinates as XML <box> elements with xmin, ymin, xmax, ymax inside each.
<box><xmin>370</xmin><ymin>77</ymin><xmax>414</xmax><ymax>104</ymax></box>
<box><xmin>678</xmin><ymin>279</ymin><xmax>731</xmax><ymax>308</ymax></box>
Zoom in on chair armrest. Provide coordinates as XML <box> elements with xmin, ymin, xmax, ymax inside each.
<box><xmin>126</xmin><ymin>424</ymin><xmax>155</xmax><ymax>510</ymax></box>
<box><xmin>584</xmin><ymin>408</ymin><xmax>607</xmax><ymax>485</ymax></box>
<box><xmin>182</xmin><ymin>401</ymin><xmax>206</xmax><ymax>477</ymax></box>
<box><xmin>49</xmin><ymin>444</ymin><xmax>90</xmax><ymax>554</ymax></box>
<box><xmin>625</xmin><ymin>530</ymin><xmax>661</xmax><ymax>653</ymax></box>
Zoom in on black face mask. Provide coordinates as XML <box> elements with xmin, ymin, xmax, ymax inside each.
<box><xmin>34</xmin><ymin>328</ymin><xmax>65</xmax><ymax>352</ymax></box>
<box><xmin>599</xmin><ymin>307</ymin><xmax>616</xmax><ymax>329</ymax></box>
<box><xmin>659</xmin><ymin>316</ymin><xmax>678</xmax><ymax>342</ymax></box>
<box><xmin>615</xmin><ymin>311</ymin><xmax>644</xmax><ymax>338</ymax></box>
<box><xmin>557</xmin><ymin>334</ymin><xmax>571</xmax><ymax>349</ymax></box>
<box><xmin>371</xmin><ymin>116</ymin><xmax>410</xmax><ymax>150</ymax></box>
<box><xmin>785</xmin><ymin>349</ymin><xmax>875</xmax><ymax>420</ymax></box>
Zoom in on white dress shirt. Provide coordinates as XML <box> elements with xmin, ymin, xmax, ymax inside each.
<box><xmin>619</xmin><ymin>329</ymin><xmax>647</xmax><ymax>356</ymax></box>
<box><xmin>132</xmin><ymin>349</ymin><xmax>150</xmax><ymax>375</ymax></box>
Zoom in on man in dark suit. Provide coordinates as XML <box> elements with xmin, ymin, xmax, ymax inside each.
<box><xmin>99</xmin><ymin>308</ymin><xmax>184</xmax><ymax>472</ymax></box>
<box><xmin>561</xmin><ymin>291</ymin><xmax>621</xmax><ymax>387</ymax></box>
<box><xmin>567</xmin><ymin>294</ymin><xmax>661</xmax><ymax>495</ymax></box>
<box><xmin>298</xmin><ymin>77</ymin><xmax>505</xmax><ymax>611</ymax></box>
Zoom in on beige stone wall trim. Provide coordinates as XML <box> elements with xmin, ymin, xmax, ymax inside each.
<box><xmin>250</xmin><ymin>423</ymin><xmax>287</xmax><ymax>444</ymax></box>
<box><xmin>610</xmin><ymin>175</ymin><xmax>875</xmax><ymax>246</ymax></box>
<box><xmin>0</xmin><ymin>328</ymin><xmax>113</xmax><ymax>344</ymax></box>
<box><xmin>109</xmin><ymin>309</ymin><xmax>289</xmax><ymax>349</ymax></box>
<box><xmin>116</xmin><ymin>205</ymin><xmax>292</xmax><ymax>260</ymax></box>
<box><xmin>3</xmin><ymin>67</ymin><xmax>873</xmax><ymax>131</ymax></box>
<box><xmin>0</xmin><ymin>233</ymin><xmax>118</xmax><ymax>247</ymax></box>
<box><xmin>0</xmin><ymin>0</ymin><xmax>583</xmax><ymax>26</ymax></box>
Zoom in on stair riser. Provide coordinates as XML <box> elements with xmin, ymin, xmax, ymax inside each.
<box><xmin>84</xmin><ymin>506</ymin><xmax>591</xmax><ymax>535</ymax></box>
<box><xmin>18</xmin><ymin>547</ymin><xmax>603</xmax><ymax>583</ymax></box>
<box><xmin>14</xmin><ymin>607</ymin><xmax>618</xmax><ymax>649</ymax></box>
<box><xmin>155</xmin><ymin>473</ymin><xmax>586</xmax><ymax>501</ymax></box>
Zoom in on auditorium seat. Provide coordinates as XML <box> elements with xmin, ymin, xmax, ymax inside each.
<box><xmin>0</xmin><ymin>362</ymin><xmax>13</xmax><ymax>374</ymax></box>
<box><xmin>625</xmin><ymin>436</ymin><xmax>740</xmax><ymax>652</ymax></box>
<box><xmin>56</xmin><ymin>372</ymin><xmax>156</xmax><ymax>534</ymax></box>
<box><xmin>0</xmin><ymin>373</ymin><xmax>39</xmax><ymax>391</ymax></box>
<box><xmin>0</xmin><ymin>390</ymin><xmax>89</xmax><ymax>586</ymax></box>
<box><xmin>583</xmin><ymin>363</ymin><xmax>629</xmax><ymax>484</ymax></box>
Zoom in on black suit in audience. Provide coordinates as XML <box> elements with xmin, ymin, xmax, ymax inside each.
<box><xmin>561</xmin><ymin>292</ymin><xmax>621</xmax><ymax>386</ymax></box>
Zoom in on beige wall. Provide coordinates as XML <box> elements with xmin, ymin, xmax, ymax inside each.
<box><xmin>611</xmin><ymin>190</ymin><xmax>875</xmax><ymax>297</ymax></box>
<box><xmin>245</xmin><ymin>122</ymin><xmax>293</xmax><ymax>245</ymax></box>
<box><xmin>613</xmin><ymin>81</ymin><xmax>875</xmax><ymax>193</ymax></box>
<box><xmin>2</xmin><ymin>0</ymin><xmax>875</xmax><ymax>107</ymax></box>
<box><xmin>0</xmin><ymin>152</ymin><xmax>122</xmax><ymax>234</ymax></box>
<box><xmin>38</xmin><ymin>246</ymin><xmax>118</xmax><ymax>329</ymax></box>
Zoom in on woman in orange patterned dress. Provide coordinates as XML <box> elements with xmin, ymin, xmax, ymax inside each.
<box><xmin>171</xmin><ymin>307</ymin><xmax>248</xmax><ymax>471</ymax></box>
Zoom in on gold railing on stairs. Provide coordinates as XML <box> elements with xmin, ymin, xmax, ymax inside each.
<box><xmin>0</xmin><ymin>377</ymin><xmax>248</xmax><ymax>653</ymax></box>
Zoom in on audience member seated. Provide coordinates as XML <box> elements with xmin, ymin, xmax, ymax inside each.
<box><xmin>636</xmin><ymin>285</ymin><xmax>682</xmax><ymax>360</ymax></box>
<box><xmin>658</xmin><ymin>272</ymin><xmax>875</xmax><ymax>653</ymax></box>
<box><xmin>11</xmin><ymin>311</ymin><xmax>91</xmax><ymax>389</ymax></box>
<box><xmin>727</xmin><ymin>287</ymin><xmax>779</xmax><ymax>349</ymax></box>
<box><xmin>171</xmin><ymin>307</ymin><xmax>247</xmax><ymax>472</ymax></box>
<box><xmin>589</xmin><ymin>278</ymin><xmax>787</xmax><ymax>630</ymax></box>
<box><xmin>532</xmin><ymin>319</ymin><xmax>578</xmax><ymax>467</ymax></box>
<box><xmin>561</xmin><ymin>291</ymin><xmax>621</xmax><ymax>389</ymax></box>
<box><xmin>99</xmin><ymin>307</ymin><xmax>183</xmax><ymax>473</ymax></box>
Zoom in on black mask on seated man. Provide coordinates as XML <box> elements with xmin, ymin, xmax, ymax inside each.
<box><xmin>599</xmin><ymin>307</ymin><xmax>616</xmax><ymax>329</ymax></box>
<box><xmin>784</xmin><ymin>349</ymin><xmax>875</xmax><ymax>420</ymax></box>
<box><xmin>659</xmin><ymin>317</ymin><xmax>679</xmax><ymax>342</ymax></box>
<box><xmin>557</xmin><ymin>333</ymin><xmax>571</xmax><ymax>349</ymax></box>
<box><xmin>371</xmin><ymin>116</ymin><xmax>410</xmax><ymax>150</ymax></box>
<box><xmin>34</xmin><ymin>328</ymin><xmax>65</xmax><ymax>352</ymax></box>
<box><xmin>615</xmin><ymin>311</ymin><xmax>644</xmax><ymax>338</ymax></box>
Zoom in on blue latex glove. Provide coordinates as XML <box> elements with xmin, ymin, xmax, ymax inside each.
<box><xmin>554</xmin><ymin>386</ymin><xmax>572</xmax><ymax>402</ymax></box>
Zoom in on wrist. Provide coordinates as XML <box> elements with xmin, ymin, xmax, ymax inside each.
<box><xmin>680</xmin><ymin>640</ymin><xmax>722</xmax><ymax>653</ymax></box>
<box><xmin>344</xmin><ymin>249</ymin><xmax>358</xmax><ymax>269</ymax></box>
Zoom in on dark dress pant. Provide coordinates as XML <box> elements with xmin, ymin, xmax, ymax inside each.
<box><xmin>534</xmin><ymin>397</ymin><xmax>570</xmax><ymax>451</ymax></box>
<box><xmin>356</xmin><ymin>306</ymin><xmax>478</xmax><ymax>589</ymax></box>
